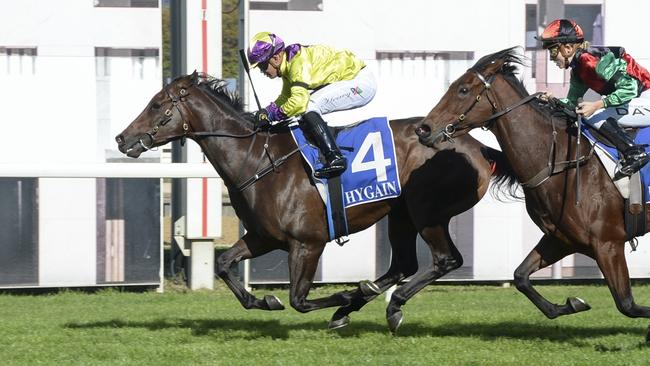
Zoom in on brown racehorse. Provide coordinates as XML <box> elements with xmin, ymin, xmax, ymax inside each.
<box><xmin>116</xmin><ymin>72</ymin><xmax>506</xmax><ymax>332</ymax></box>
<box><xmin>417</xmin><ymin>47</ymin><xmax>650</xmax><ymax>326</ymax></box>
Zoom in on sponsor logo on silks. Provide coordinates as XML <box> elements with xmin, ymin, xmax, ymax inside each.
<box><xmin>350</xmin><ymin>86</ymin><xmax>363</xmax><ymax>96</ymax></box>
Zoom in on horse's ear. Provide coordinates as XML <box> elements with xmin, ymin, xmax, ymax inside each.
<box><xmin>190</xmin><ymin>70</ymin><xmax>198</xmax><ymax>83</ymax></box>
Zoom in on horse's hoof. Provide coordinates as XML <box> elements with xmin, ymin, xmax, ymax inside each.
<box><xmin>387</xmin><ymin>311</ymin><xmax>403</xmax><ymax>334</ymax></box>
<box><xmin>264</xmin><ymin>295</ymin><xmax>285</xmax><ymax>310</ymax></box>
<box><xmin>359</xmin><ymin>280</ymin><xmax>381</xmax><ymax>296</ymax></box>
<box><xmin>328</xmin><ymin>315</ymin><xmax>350</xmax><ymax>330</ymax></box>
<box><xmin>566</xmin><ymin>297</ymin><xmax>591</xmax><ymax>313</ymax></box>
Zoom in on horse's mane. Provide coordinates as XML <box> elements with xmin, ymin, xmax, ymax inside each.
<box><xmin>190</xmin><ymin>73</ymin><xmax>256</xmax><ymax>124</ymax></box>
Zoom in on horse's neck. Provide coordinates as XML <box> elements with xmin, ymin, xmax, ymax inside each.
<box><xmin>188</xmin><ymin>98</ymin><xmax>260</xmax><ymax>187</ymax></box>
<box><xmin>493</xmin><ymin>102</ymin><xmax>568</xmax><ymax>181</ymax></box>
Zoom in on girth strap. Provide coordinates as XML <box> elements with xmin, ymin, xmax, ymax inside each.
<box><xmin>521</xmin><ymin>144</ymin><xmax>595</xmax><ymax>188</ymax></box>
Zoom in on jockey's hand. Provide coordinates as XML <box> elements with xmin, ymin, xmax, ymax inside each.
<box><xmin>255</xmin><ymin>108</ymin><xmax>270</xmax><ymax>127</ymax></box>
<box><xmin>576</xmin><ymin>99</ymin><xmax>604</xmax><ymax>118</ymax></box>
<box><xmin>539</xmin><ymin>92</ymin><xmax>553</xmax><ymax>102</ymax></box>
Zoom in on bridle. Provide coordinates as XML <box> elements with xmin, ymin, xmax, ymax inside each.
<box><xmin>138</xmin><ymin>85</ymin><xmax>191</xmax><ymax>151</ymax></box>
<box><xmin>139</xmin><ymin>82</ymin><xmax>264</xmax><ymax>152</ymax></box>
<box><xmin>431</xmin><ymin>68</ymin><xmax>542</xmax><ymax>143</ymax></box>
<box><xmin>427</xmin><ymin>66</ymin><xmax>593</xmax><ymax>190</ymax></box>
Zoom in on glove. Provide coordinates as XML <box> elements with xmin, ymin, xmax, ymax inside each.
<box><xmin>255</xmin><ymin>108</ymin><xmax>270</xmax><ymax>127</ymax></box>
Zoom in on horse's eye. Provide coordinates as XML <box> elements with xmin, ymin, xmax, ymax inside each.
<box><xmin>151</xmin><ymin>102</ymin><xmax>161</xmax><ymax>110</ymax></box>
<box><xmin>459</xmin><ymin>87</ymin><xmax>469</xmax><ymax>95</ymax></box>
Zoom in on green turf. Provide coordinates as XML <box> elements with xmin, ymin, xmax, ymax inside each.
<box><xmin>1</xmin><ymin>283</ymin><xmax>650</xmax><ymax>365</ymax></box>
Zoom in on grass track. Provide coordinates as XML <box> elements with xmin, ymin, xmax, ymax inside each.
<box><xmin>1</xmin><ymin>283</ymin><xmax>650</xmax><ymax>365</ymax></box>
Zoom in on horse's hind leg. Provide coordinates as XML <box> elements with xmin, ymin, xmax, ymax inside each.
<box><xmin>286</xmin><ymin>240</ymin><xmax>355</xmax><ymax>313</ymax></box>
<box><xmin>513</xmin><ymin>234</ymin><xmax>589</xmax><ymax>319</ymax></box>
<box><xmin>215</xmin><ymin>232</ymin><xmax>284</xmax><ymax>311</ymax></box>
<box><xmin>594</xmin><ymin>240</ymin><xmax>650</xmax><ymax>318</ymax></box>
<box><xmin>385</xmin><ymin>222</ymin><xmax>463</xmax><ymax>333</ymax></box>
<box><xmin>329</xmin><ymin>208</ymin><xmax>419</xmax><ymax>329</ymax></box>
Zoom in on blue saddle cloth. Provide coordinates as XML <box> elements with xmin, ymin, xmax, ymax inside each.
<box><xmin>290</xmin><ymin>116</ymin><xmax>402</xmax><ymax>208</ymax></box>
<box><xmin>582</xmin><ymin>125</ymin><xmax>650</xmax><ymax>202</ymax></box>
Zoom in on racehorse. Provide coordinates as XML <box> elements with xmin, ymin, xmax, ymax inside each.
<box><xmin>116</xmin><ymin>71</ymin><xmax>506</xmax><ymax>332</ymax></box>
<box><xmin>416</xmin><ymin>47</ymin><xmax>650</xmax><ymax>323</ymax></box>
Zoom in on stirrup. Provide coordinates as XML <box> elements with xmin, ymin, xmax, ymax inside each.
<box><xmin>616</xmin><ymin>154</ymin><xmax>650</xmax><ymax>178</ymax></box>
<box><xmin>314</xmin><ymin>163</ymin><xmax>346</xmax><ymax>178</ymax></box>
<box><xmin>314</xmin><ymin>156</ymin><xmax>347</xmax><ymax>178</ymax></box>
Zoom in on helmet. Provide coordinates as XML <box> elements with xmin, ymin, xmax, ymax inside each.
<box><xmin>539</xmin><ymin>19</ymin><xmax>584</xmax><ymax>49</ymax></box>
<box><xmin>247</xmin><ymin>32</ymin><xmax>285</xmax><ymax>68</ymax></box>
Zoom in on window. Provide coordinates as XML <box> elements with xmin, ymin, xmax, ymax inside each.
<box><xmin>0</xmin><ymin>47</ymin><xmax>37</xmax><ymax>75</ymax></box>
<box><xmin>525</xmin><ymin>4</ymin><xmax>537</xmax><ymax>50</ymax></box>
<box><xmin>566</xmin><ymin>5</ymin><xmax>603</xmax><ymax>45</ymax></box>
<box><xmin>95</xmin><ymin>47</ymin><xmax>159</xmax><ymax>79</ymax></box>
<box><xmin>94</xmin><ymin>0</ymin><xmax>159</xmax><ymax>8</ymax></box>
<box><xmin>250</xmin><ymin>0</ymin><xmax>323</xmax><ymax>11</ymax></box>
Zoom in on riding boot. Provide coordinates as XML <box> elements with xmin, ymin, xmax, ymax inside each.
<box><xmin>598</xmin><ymin>117</ymin><xmax>650</xmax><ymax>177</ymax></box>
<box><xmin>300</xmin><ymin>111</ymin><xmax>347</xmax><ymax>178</ymax></box>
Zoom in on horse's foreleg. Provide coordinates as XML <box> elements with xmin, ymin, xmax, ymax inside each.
<box><xmin>386</xmin><ymin>224</ymin><xmax>463</xmax><ymax>333</ymax></box>
<box><xmin>215</xmin><ymin>232</ymin><xmax>284</xmax><ymax>311</ymax></box>
<box><xmin>595</xmin><ymin>241</ymin><xmax>650</xmax><ymax>318</ymax></box>
<box><xmin>513</xmin><ymin>234</ymin><xmax>589</xmax><ymax>319</ymax></box>
<box><xmin>287</xmin><ymin>241</ymin><xmax>351</xmax><ymax>313</ymax></box>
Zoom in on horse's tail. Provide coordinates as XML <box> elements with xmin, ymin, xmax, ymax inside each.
<box><xmin>481</xmin><ymin>146</ymin><xmax>523</xmax><ymax>200</ymax></box>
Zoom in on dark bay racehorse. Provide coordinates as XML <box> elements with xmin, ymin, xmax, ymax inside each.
<box><xmin>417</xmin><ymin>47</ymin><xmax>650</xmax><ymax>323</ymax></box>
<box><xmin>116</xmin><ymin>72</ymin><xmax>506</xmax><ymax>332</ymax></box>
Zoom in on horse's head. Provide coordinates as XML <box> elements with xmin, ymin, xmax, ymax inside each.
<box><xmin>416</xmin><ymin>47</ymin><xmax>524</xmax><ymax>147</ymax></box>
<box><xmin>116</xmin><ymin>72</ymin><xmax>198</xmax><ymax>158</ymax></box>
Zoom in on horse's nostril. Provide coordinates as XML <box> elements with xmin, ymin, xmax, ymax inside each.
<box><xmin>415</xmin><ymin>125</ymin><xmax>431</xmax><ymax>138</ymax></box>
<box><xmin>115</xmin><ymin>135</ymin><xmax>124</xmax><ymax>144</ymax></box>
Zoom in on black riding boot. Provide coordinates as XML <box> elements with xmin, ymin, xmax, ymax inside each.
<box><xmin>300</xmin><ymin>111</ymin><xmax>347</xmax><ymax>178</ymax></box>
<box><xmin>598</xmin><ymin>118</ymin><xmax>650</xmax><ymax>177</ymax></box>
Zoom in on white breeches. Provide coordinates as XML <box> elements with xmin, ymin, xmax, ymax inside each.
<box><xmin>584</xmin><ymin>89</ymin><xmax>650</xmax><ymax>128</ymax></box>
<box><xmin>305</xmin><ymin>67</ymin><xmax>377</xmax><ymax>116</ymax></box>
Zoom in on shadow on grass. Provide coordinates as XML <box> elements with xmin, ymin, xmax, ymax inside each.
<box><xmin>65</xmin><ymin>317</ymin><xmax>645</xmax><ymax>344</ymax></box>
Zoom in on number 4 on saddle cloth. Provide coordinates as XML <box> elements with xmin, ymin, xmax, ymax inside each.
<box><xmin>290</xmin><ymin>117</ymin><xmax>402</xmax><ymax>244</ymax></box>
<box><xmin>582</xmin><ymin>125</ymin><xmax>650</xmax><ymax>240</ymax></box>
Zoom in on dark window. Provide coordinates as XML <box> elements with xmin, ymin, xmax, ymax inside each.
<box><xmin>0</xmin><ymin>47</ymin><xmax>37</xmax><ymax>56</ymax></box>
<box><xmin>96</xmin><ymin>178</ymin><xmax>161</xmax><ymax>284</ymax></box>
<box><xmin>95</xmin><ymin>47</ymin><xmax>159</xmax><ymax>58</ymax></box>
<box><xmin>566</xmin><ymin>5</ymin><xmax>603</xmax><ymax>45</ymax></box>
<box><xmin>0</xmin><ymin>179</ymin><xmax>38</xmax><ymax>286</ymax></box>
<box><xmin>250</xmin><ymin>0</ymin><xmax>323</xmax><ymax>11</ymax></box>
<box><xmin>375</xmin><ymin>51</ymin><xmax>474</xmax><ymax>61</ymax></box>
<box><xmin>525</xmin><ymin>4</ymin><xmax>537</xmax><ymax>50</ymax></box>
<box><xmin>94</xmin><ymin>0</ymin><xmax>159</xmax><ymax>8</ymax></box>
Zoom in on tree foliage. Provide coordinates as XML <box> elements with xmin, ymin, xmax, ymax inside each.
<box><xmin>161</xmin><ymin>1</ymin><xmax>239</xmax><ymax>81</ymax></box>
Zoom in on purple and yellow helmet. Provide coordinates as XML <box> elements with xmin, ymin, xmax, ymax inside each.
<box><xmin>247</xmin><ymin>32</ymin><xmax>285</xmax><ymax>68</ymax></box>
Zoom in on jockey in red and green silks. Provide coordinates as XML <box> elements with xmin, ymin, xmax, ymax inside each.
<box><xmin>247</xmin><ymin>32</ymin><xmax>377</xmax><ymax>179</ymax></box>
<box><xmin>539</xmin><ymin>18</ymin><xmax>650</xmax><ymax>177</ymax></box>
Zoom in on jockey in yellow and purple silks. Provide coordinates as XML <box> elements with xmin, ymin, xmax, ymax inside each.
<box><xmin>539</xmin><ymin>19</ymin><xmax>650</xmax><ymax>177</ymax></box>
<box><xmin>247</xmin><ymin>31</ymin><xmax>377</xmax><ymax>179</ymax></box>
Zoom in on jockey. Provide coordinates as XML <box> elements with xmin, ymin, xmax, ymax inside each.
<box><xmin>539</xmin><ymin>19</ymin><xmax>650</xmax><ymax>177</ymax></box>
<box><xmin>247</xmin><ymin>31</ymin><xmax>377</xmax><ymax>178</ymax></box>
